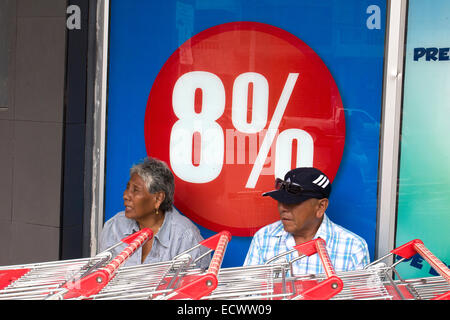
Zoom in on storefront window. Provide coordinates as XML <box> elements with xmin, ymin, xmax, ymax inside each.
<box><xmin>104</xmin><ymin>0</ymin><xmax>386</xmax><ymax>267</ymax></box>
<box><xmin>395</xmin><ymin>0</ymin><xmax>450</xmax><ymax>278</ymax></box>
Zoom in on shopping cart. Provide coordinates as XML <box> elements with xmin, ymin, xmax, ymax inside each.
<box><xmin>84</xmin><ymin>230</ymin><xmax>232</xmax><ymax>300</ymax></box>
<box><xmin>206</xmin><ymin>238</ymin><xmax>450</xmax><ymax>301</ymax></box>
<box><xmin>203</xmin><ymin>237</ymin><xmax>350</xmax><ymax>300</ymax></box>
<box><xmin>367</xmin><ymin>239</ymin><xmax>450</xmax><ymax>300</ymax></box>
<box><xmin>0</xmin><ymin>228</ymin><xmax>153</xmax><ymax>300</ymax></box>
<box><xmin>3</xmin><ymin>230</ymin><xmax>447</xmax><ymax>301</ymax></box>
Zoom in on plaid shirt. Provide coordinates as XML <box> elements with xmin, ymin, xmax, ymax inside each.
<box><xmin>243</xmin><ymin>214</ymin><xmax>370</xmax><ymax>275</ymax></box>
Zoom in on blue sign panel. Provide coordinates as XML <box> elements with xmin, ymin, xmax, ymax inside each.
<box><xmin>105</xmin><ymin>0</ymin><xmax>386</xmax><ymax>267</ymax></box>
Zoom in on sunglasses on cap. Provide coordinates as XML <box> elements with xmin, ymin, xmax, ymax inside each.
<box><xmin>274</xmin><ymin>178</ymin><xmax>326</xmax><ymax>197</ymax></box>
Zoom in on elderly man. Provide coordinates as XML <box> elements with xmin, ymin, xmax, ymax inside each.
<box><xmin>244</xmin><ymin>167</ymin><xmax>370</xmax><ymax>275</ymax></box>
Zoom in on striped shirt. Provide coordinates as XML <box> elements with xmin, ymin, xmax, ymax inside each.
<box><xmin>243</xmin><ymin>214</ymin><xmax>370</xmax><ymax>275</ymax></box>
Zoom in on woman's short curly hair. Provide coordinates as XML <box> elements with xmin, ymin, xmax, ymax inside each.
<box><xmin>129</xmin><ymin>157</ymin><xmax>174</xmax><ymax>212</ymax></box>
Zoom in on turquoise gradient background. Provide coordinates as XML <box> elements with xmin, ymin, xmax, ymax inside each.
<box><xmin>396</xmin><ymin>0</ymin><xmax>450</xmax><ymax>279</ymax></box>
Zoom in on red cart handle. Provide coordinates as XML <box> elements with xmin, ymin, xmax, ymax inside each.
<box><xmin>167</xmin><ymin>231</ymin><xmax>231</xmax><ymax>300</ymax></box>
<box><xmin>0</xmin><ymin>269</ymin><xmax>31</xmax><ymax>290</ymax></box>
<box><xmin>60</xmin><ymin>228</ymin><xmax>153</xmax><ymax>299</ymax></box>
<box><xmin>391</xmin><ymin>239</ymin><xmax>450</xmax><ymax>300</ymax></box>
<box><xmin>202</xmin><ymin>231</ymin><xmax>232</xmax><ymax>276</ymax></box>
<box><xmin>0</xmin><ymin>229</ymin><xmax>154</xmax><ymax>292</ymax></box>
<box><xmin>293</xmin><ymin>238</ymin><xmax>343</xmax><ymax>300</ymax></box>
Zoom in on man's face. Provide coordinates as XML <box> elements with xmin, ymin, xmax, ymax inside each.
<box><xmin>278</xmin><ymin>198</ymin><xmax>327</xmax><ymax>236</ymax></box>
<box><xmin>123</xmin><ymin>173</ymin><xmax>160</xmax><ymax>221</ymax></box>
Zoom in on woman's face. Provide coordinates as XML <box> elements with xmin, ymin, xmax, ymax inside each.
<box><xmin>123</xmin><ymin>173</ymin><xmax>161</xmax><ymax>221</ymax></box>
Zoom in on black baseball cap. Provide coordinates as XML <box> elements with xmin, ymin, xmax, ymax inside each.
<box><xmin>262</xmin><ymin>167</ymin><xmax>332</xmax><ymax>204</ymax></box>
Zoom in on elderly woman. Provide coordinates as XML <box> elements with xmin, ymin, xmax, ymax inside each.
<box><xmin>99</xmin><ymin>157</ymin><xmax>210</xmax><ymax>269</ymax></box>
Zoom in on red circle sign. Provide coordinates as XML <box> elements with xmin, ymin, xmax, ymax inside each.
<box><xmin>145</xmin><ymin>22</ymin><xmax>345</xmax><ymax>236</ymax></box>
